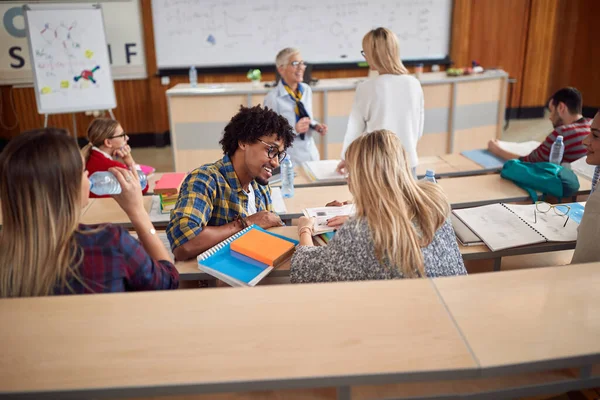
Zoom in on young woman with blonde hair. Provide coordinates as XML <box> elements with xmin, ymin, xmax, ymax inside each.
<box><xmin>81</xmin><ymin>118</ymin><xmax>148</xmax><ymax>198</ymax></box>
<box><xmin>291</xmin><ymin>130</ymin><xmax>465</xmax><ymax>283</ymax></box>
<box><xmin>0</xmin><ymin>128</ymin><xmax>178</xmax><ymax>297</ymax></box>
<box><xmin>337</xmin><ymin>27</ymin><xmax>424</xmax><ymax>175</ymax></box>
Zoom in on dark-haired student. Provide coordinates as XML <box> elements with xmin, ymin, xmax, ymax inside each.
<box><xmin>488</xmin><ymin>87</ymin><xmax>592</xmax><ymax>163</ymax></box>
<box><xmin>167</xmin><ymin>105</ymin><xmax>295</xmax><ymax>261</ymax></box>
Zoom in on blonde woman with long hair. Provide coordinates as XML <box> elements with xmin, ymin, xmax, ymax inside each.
<box><xmin>337</xmin><ymin>27</ymin><xmax>424</xmax><ymax>176</ymax></box>
<box><xmin>291</xmin><ymin>130</ymin><xmax>465</xmax><ymax>283</ymax></box>
<box><xmin>81</xmin><ymin>118</ymin><xmax>148</xmax><ymax>198</ymax></box>
<box><xmin>0</xmin><ymin>128</ymin><xmax>178</xmax><ymax>297</ymax></box>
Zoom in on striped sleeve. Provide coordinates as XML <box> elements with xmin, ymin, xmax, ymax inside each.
<box><xmin>520</xmin><ymin>131</ymin><xmax>556</xmax><ymax>163</ymax></box>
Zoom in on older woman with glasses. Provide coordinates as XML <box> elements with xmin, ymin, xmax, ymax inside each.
<box><xmin>81</xmin><ymin>118</ymin><xmax>147</xmax><ymax>198</ymax></box>
<box><xmin>264</xmin><ymin>47</ymin><xmax>328</xmax><ymax>165</ymax></box>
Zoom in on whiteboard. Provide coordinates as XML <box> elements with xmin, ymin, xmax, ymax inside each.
<box><xmin>24</xmin><ymin>3</ymin><xmax>116</xmax><ymax>114</ymax></box>
<box><xmin>151</xmin><ymin>0</ymin><xmax>452</xmax><ymax>70</ymax></box>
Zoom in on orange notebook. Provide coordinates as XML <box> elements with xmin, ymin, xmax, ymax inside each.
<box><xmin>154</xmin><ymin>173</ymin><xmax>186</xmax><ymax>195</ymax></box>
<box><xmin>230</xmin><ymin>228</ymin><xmax>296</xmax><ymax>267</ymax></box>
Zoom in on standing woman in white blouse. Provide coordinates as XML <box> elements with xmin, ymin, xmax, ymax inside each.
<box><xmin>337</xmin><ymin>27</ymin><xmax>424</xmax><ymax>175</ymax></box>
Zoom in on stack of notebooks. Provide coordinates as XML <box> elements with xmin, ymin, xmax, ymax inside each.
<box><xmin>303</xmin><ymin>160</ymin><xmax>347</xmax><ymax>183</ymax></box>
<box><xmin>452</xmin><ymin>202</ymin><xmax>583</xmax><ymax>251</ymax></box>
<box><xmin>197</xmin><ymin>225</ymin><xmax>299</xmax><ymax>286</ymax></box>
<box><xmin>154</xmin><ymin>173</ymin><xmax>186</xmax><ymax>214</ymax></box>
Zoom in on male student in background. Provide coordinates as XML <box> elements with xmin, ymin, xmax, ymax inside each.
<box><xmin>167</xmin><ymin>105</ymin><xmax>295</xmax><ymax>261</ymax></box>
<box><xmin>488</xmin><ymin>87</ymin><xmax>592</xmax><ymax>163</ymax></box>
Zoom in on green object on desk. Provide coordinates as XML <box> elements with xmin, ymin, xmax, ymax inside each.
<box><xmin>357</xmin><ymin>62</ymin><xmax>369</xmax><ymax>68</ymax></box>
<box><xmin>246</xmin><ymin>69</ymin><xmax>262</xmax><ymax>81</ymax></box>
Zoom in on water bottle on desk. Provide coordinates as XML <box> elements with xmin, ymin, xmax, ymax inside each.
<box><xmin>189</xmin><ymin>66</ymin><xmax>197</xmax><ymax>88</ymax></box>
<box><xmin>422</xmin><ymin>169</ymin><xmax>437</xmax><ymax>183</ymax></box>
<box><xmin>89</xmin><ymin>171</ymin><xmax>148</xmax><ymax>196</ymax></box>
<box><xmin>549</xmin><ymin>135</ymin><xmax>565</xmax><ymax>165</ymax></box>
<box><xmin>281</xmin><ymin>156</ymin><xmax>294</xmax><ymax>198</ymax></box>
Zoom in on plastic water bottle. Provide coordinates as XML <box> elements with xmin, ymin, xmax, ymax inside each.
<box><xmin>281</xmin><ymin>157</ymin><xmax>294</xmax><ymax>198</ymax></box>
<box><xmin>189</xmin><ymin>66</ymin><xmax>197</xmax><ymax>88</ymax></box>
<box><xmin>89</xmin><ymin>171</ymin><xmax>148</xmax><ymax>196</ymax></box>
<box><xmin>422</xmin><ymin>169</ymin><xmax>437</xmax><ymax>183</ymax></box>
<box><xmin>549</xmin><ymin>135</ymin><xmax>565</xmax><ymax>165</ymax></box>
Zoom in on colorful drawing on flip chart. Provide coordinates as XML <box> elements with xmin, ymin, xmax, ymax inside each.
<box><xmin>41</xmin><ymin>86</ymin><xmax>52</xmax><ymax>95</ymax></box>
<box><xmin>85</xmin><ymin>49</ymin><xmax>94</xmax><ymax>59</ymax></box>
<box><xmin>74</xmin><ymin>65</ymin><xmax>100</xmax><ymax>84</ymax></box>
<box><xmin>60</xmin><ymin>80</ymin><xmax>70</xmax><ymax>89</ymax></box>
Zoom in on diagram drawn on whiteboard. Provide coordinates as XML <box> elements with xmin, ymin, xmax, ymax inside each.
<box><xmin>33</xmin><ymin>20</ymin><xmax>103</xmax><ymax>95</ymax></box>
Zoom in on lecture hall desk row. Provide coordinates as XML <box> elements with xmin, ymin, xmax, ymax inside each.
<box><xmin>1</xmin><ymin>263</ymin><xmax>599</xmax><ymax>399</ymax></box>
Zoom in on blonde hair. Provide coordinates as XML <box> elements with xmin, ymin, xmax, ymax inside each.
<box><xmin>345</xmin><ymin>130</ymin><xmax>450</xmax><ymax>278</ymax></box>
<box><xmin>275</xmin><ymin>47</ymin><xmax>300</xmax><ymax>67</ymax></box>
<box><xmin>362</xmin><ymin>27</ymin><xmax>408</xmax><ymax>75</ymax></box>
<box><xmin>81</xmin><ymin>118</ymin><xmax>120</xmax><ymax>163</ymax></box>
<box><xmin>0</xmin><ymin>128</ymin><xmax>86</xmax><ymax>297</ymax></box>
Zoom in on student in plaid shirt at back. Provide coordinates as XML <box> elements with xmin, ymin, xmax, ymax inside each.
<box><xmin>488</xmin><ymin>87</ymin><xmax>591</xmax><ymax>163</ymax></box>
<box><xmin>0</xmin><ymin>129</ymin><xmax>179</xmax><ymax>297</ymax></box>
<box><xmin>167</xmin><ymin>105</ymin><xmax>295</xmax><ymax>261</ymax></box>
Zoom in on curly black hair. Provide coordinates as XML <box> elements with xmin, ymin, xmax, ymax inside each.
<box><xmin>219</xmin><ymin>105</ymin><xmax>294</xmax><ymax>156</ymax></box>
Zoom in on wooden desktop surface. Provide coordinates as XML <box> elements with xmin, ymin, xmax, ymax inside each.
<box><xmin>2</xmin><ymin>264</ymin><xmax>600</xmax><ymax>398</ymax></box>
<box><xmin>0</xmin><ymin>279</ymin><xmax>476</xmax><ymax>396</ymax></box>
<box><xmin>433</xmin><ymin>263</ymin><xmax>600</xmax><ymax>371</ymax></box>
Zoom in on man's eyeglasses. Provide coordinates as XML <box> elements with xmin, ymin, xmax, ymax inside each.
<box><xmin>110</xmin><ymin>132</ymin><xmax>128</xmax><ymax>139</ymax></box>
<box><xmin>533</xmin><ymin>201</ymin><xmax>571</xmax><ymax>227</ymax></box>
<box><xmin>258</xmin><ymin>139</ymin><xmax>286</xmax><ymax>162</ymax></box>
<box><xmin>360</xmin><ymin>50</ymin><xmax>366</xmax><ymax>58</ymax></box>
<box><xmin>290</xmin><ymin>61</ymin><xmax>306</xmax><ymax>69</ymax></box>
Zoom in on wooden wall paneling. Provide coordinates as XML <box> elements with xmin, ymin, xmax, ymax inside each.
<box><xmin>519</xmin><ymin>0</ymin><xmax>558</xmax><ymax>108</ymax></box>
<box><xmin>450</xmin><ymin>0</ymin><xmax>472</xmax><ymax>68</ymax></box>
<box><xmin>547</xmin><ymin>0</ymin><xmax>578</xmax><ymax>98</ymax></box>
<box><xmin>0</xmin><ymin>87</ymin><xmax>19</xmax><ymax>139</ymax></box>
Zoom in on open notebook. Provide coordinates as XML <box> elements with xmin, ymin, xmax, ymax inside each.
<box><xmin>302</xmin><ymin>204</ymin><xmax>355</xmax><ymax>235</ymax></box>
<box><xmin>197</xmin><ymin>225</ymin><xmax>298</xmax><ymax>287</ymax></box>
<box><xmin>452</xmin><ymin>203</ymin><xmax>580</xmax><ymax>252</ymax></box>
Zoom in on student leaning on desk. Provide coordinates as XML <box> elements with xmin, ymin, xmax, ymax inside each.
<box><xmin>81</xmin><ymin>118</ymin><xmax>149</xmax><ymax>198</ymax></box>
<box><xmin>167</xmin><ymin>106</ymin><xmax>295</xmax><ymax>261</ymax></box>
<box><xmin>290</xmin><ymin>130</ymin><xmax>466</xmax><ymax>283</ymax></box>
<box><xmin>0</xmin><ymin>129</ymin><xmax>179</xmax><ymax>297</ymax></box>
<box><xmin>572</xmin><ymin>110</ymin><xmax>600</xmax><ymax>264</ymax></box>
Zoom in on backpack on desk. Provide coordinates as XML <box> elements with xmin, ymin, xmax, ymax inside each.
<box><xmin>500</xmin><ymin>159</ymin><xmax>580</xmax><ymax>202</ymax></box>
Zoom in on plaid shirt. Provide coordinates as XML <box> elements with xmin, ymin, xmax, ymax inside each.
<box><xmin>167</xmin><ymin>155</ymin><xmax>273</xmax><ymax>250</ymax></box>
<box><xmin>53</xmin><ymin>224</ymin><xmax>179</xmax><ymax>294</ymax></box>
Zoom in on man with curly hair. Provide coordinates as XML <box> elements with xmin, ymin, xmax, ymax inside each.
<box><xmin>167</xmin><ymin>105</ymin><xmax>295</xmax><ymax>261</ymax></box>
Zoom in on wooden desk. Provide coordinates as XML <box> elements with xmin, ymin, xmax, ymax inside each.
<box><xmin>433</xmin><ymin>263</ymin><xmax>600</xmax><ymax>373</ymax></box>
<box><xmin>167</xmin><ymin>71</ymin><xmax>508</xmax><ymax>171</ymax></box>
<box><xmin>0</xmin><ymin>279</ymin><xmax>477</xmax><ymax>398</ymax></box>
<box><xmin>280</xmin><ymin>174</ymin><xmax>531</xmax><ymax>220</ymax></box>
<box><xmin>80</xmin><ymin>196</ymin><xmax>157</xmax><ymax>229</ymax></box>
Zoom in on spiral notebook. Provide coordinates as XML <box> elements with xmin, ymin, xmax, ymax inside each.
<box><xmin>452</xmin><ymin>203</ymin><xmax>579</xmax><ymax>252</ymax></box>
<box><xmin>197</xmin><ymin>225</ymin><xmax>298</xmax><ymax>287</ymax></box>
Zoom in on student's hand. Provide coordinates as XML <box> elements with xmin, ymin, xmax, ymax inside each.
<box><xmin>109</xmin><ymin>167</ymin><xmax>145</xmax><ymax>217</ymax></box>
<box><xmin>295</xmin><ymin>117</ymin><xmax>310</xmax><ymax>134</ymax></box>
<box><xmin>336</xmin><ymin>160</ymin><xmax>347</xmax><ymax>175</ymax></box>
<box><xmin>246</xmin><ymin>210</ymin><xmax>284</xmax><ymax>229</ymax></box>
<box><xmin>297</xmin><ymin>216</ymin><xmax>315</xmax><ymax>233</ymax></box>
<box><xmin>314</xmin><ymin>123</ymin><xmax>328</xmax><ymax>136</ymax></box>
<box><xmin>326</xmin><ymin>200</ymin><xmax>350</xmax><ymax>207</ymax></box>
<box><xmin>326</xmin><ymin>215</ymin><xmax>349</xmax><ymax>228</ymax></box>
<box><xmin>487</xmin><ymin>139</ymin><xmax>501</xmax><ymax>156</ymax></box>
<box><xmin>115</xmin><ymin>145</ymin><xmax>135</xmax><ymax>167</ymax></box>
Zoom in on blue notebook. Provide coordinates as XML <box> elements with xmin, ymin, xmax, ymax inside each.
<box><xmin>197</xmin><ymin>225</ymin><xmax>299</xmax><ymax>287</ymax></box>
<box><xmin>461</xmin><ymin>149</ymin><xmax>506</xmax><ymax>169</ymax></box>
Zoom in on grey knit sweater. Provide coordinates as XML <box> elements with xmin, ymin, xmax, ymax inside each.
<box><xmin>290</xmin><ymin>218</ymin><xmax>466</xmax><ymax>283</ymax></box>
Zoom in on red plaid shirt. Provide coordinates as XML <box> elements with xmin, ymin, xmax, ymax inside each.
<box><xmin>54</xmin><ymin>224</ymin><xmax>179</xmax><ymax>295</ymax></box>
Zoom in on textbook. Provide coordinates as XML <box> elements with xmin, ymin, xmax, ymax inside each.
<box><xmin>452</xmin><ymin>203</ymin><xmax>580</xmax><ymax>252</ymax></box>
<box><xmin>197</xmin><ymin>225</ymin><xmax>298</xmax><ymax>287</ymax></box>
<box><xmin>154</xmin><ymin>172</ymin><xmax>186</xmax><ymax>195</ymax></box>
<box><xmin>450</xmin><ymin>214</ymin><xmax>484</xmax><ymax>246</ymax></box>
<box><xmin>230</xmin><ymin>228</ymin><xmax>295</xmax><ymax>266</ymax></box>
<box><xmin>303</xmin><ymin>160</ymin><xmax>347</xmax><ymax>182</ymax></box>
<box><xmin>302</xmin><ymin>204</ymin><xmax>355</xmax><ymax>235</ymax></box>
